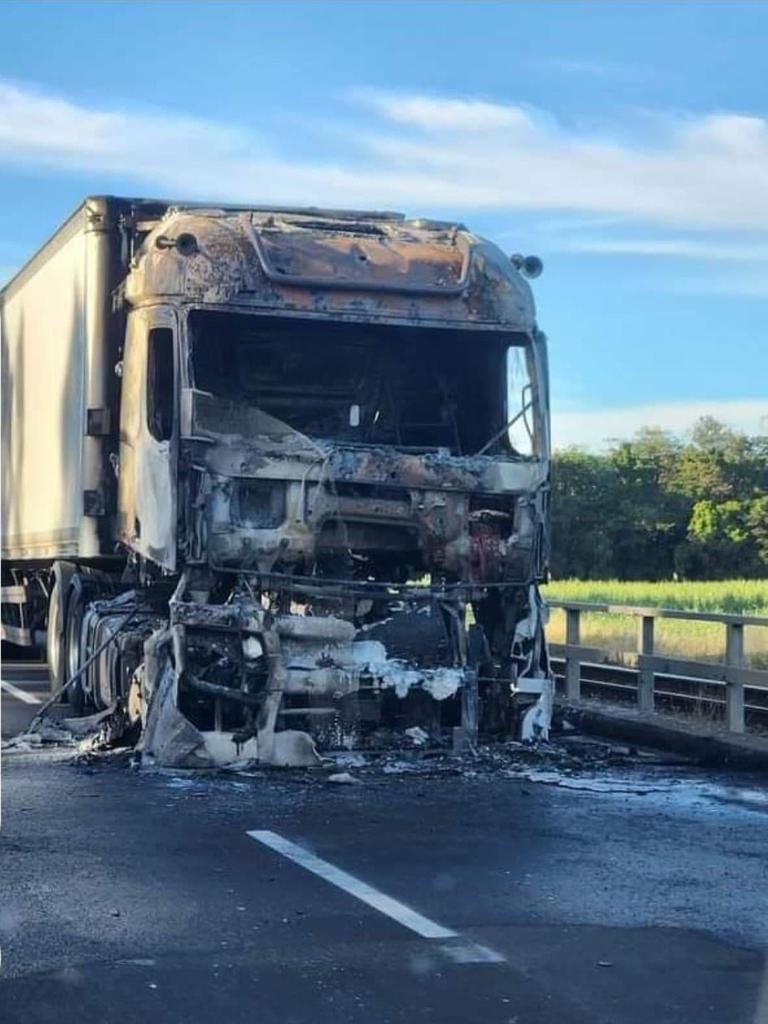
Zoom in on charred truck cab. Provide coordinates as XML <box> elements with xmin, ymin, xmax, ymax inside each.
<box><xmin>1</xmin><ymin>198</ymin><xmax>553</xmax><ymax>767</ymax></box>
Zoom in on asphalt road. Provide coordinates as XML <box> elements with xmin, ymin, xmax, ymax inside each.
<box><xmin>1</xmin><ymin>671</ymin><xmax>767</xmax><ymax>1024</ymax></box>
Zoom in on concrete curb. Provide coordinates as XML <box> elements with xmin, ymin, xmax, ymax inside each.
<box><xmin>559</xmin><ymin>700</ymin><xmax>768</xmax><ymax>772</ymax></box>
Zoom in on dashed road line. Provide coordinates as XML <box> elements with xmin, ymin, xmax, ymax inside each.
<box><xmin>1</xmin><ymin>679</ymin><xmax>43</xmax><ymax>705</ymax></box>
<box><xmin>246</xmin><ymin>828</ymin><xmax>506</xmax><ymax>964</ymax></box>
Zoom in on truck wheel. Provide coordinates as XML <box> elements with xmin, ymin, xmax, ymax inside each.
<box><xmin>46</xmin><ymin>568</ymin><xmax>71</xmax><ymax>696</ymax></box>
<box><xmin>64</xmin><ymin>577</ymin><xmax>87</xmax><ymax>713</ymax></box>
<box><xmin>46</xmin><ymin>576</ymin><xmax>65</xmax><ymax>692</ymax></box>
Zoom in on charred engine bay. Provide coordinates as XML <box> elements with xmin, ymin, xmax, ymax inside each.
<box><xmin>25</xmin><ymin>399</ymin><xmax>554</xmax><ymax>770</ymax></box>
<box><xmin>68</xmin><ymin>569</ymin><xmax>554</xmax><ymax>770</ymax></box>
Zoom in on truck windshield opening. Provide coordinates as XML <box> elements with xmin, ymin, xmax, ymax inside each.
<box><xmin>188</xmin><ymin>310</ymin><xmax>538</xmax><ymax>457</ymax></box>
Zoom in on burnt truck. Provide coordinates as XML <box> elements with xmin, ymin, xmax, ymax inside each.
<box><xmin>1</xmin><ymin>196</ymin><xmax>553</xmax><ymax>766</ymax></box>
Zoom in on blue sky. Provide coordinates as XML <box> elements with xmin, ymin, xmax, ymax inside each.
<box><xmin>1</xmin><ymin>1</ymin><xmax>766</xmax><ymax>447</ymax></box>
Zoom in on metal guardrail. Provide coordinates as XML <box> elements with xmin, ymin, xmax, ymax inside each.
<box><xmin>546</xmin><ymin>601</ymin><xmax>768</xmax><ymax>734</ymax></box>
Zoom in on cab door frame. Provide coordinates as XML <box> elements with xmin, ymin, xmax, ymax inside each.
<box><xmin>117</xmin><ymin>305</ymin><xmax>179</xmax><ymax>570</ymax></box>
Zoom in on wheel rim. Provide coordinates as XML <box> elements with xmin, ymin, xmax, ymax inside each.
<box><xmin>47</xmin><ymin>581</ymin><xmax>63</xmax><ymax>688</ymax></box>
<box><xmin>66</xmin><ymin>594</ymin><xmax>85</xmax><ymax>693</ymax></box>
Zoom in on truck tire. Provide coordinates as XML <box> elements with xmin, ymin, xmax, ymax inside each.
<box><xmin>46</xmin><ymin>562</ymin><xmax>75</xmax><ymax>696</ymax></box>
<box><xmin>64</xmin><ymin>576</ymin><xmax>87</xmax><ymax>713</ymax></box>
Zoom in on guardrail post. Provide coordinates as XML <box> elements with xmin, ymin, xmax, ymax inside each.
<box><xmin>637</xmin><ymin>615</ymin><xmax>655</xmax><ymax>712</ymax></box>
<box><xmin>565</xmin><ymin>608</ymin><xmax>581</xmax><ymax>701</ymax></box>
<box><xmin>725</xmin><ymin>623</ymin><xmax>745</xmax><ymax>733</ymax></box>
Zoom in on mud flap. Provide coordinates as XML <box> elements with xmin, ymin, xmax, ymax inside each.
<box><xmin>137</xmin><ymin>660</ymin><xmax>209</xmax><ymax>768</ymax></box>
<box><xmin>512</xmin><ymin>585</ymin><xmax>555</xmax><ymax>742</ymax></box>
<box><xmin>518</xmin><ymin>676</ymin><xmax>554</xmax><ymax>742</ymax></box>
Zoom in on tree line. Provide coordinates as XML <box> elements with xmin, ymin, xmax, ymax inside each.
<box><xmin>550</xmin><ymin>416</ymin><xmax>768</xmax><ymax>580</ymax></box>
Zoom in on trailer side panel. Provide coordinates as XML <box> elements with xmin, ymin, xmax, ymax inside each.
<box><xmin>1</xmin><ymin>200</ymin><xmax>122</xmax><ymax>561</ymax></box>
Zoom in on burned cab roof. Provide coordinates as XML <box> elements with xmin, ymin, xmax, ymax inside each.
<box><xmin>124</xmin><ymin>206</ymin><xmax>537</xmax><ymax>331</ymax></box>
<box><xmin>248</xmin><ymin>215</ymin><xmax>470</xmax><ymax>295</ymax></box>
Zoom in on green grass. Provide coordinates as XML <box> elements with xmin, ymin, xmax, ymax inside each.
<box><xmin>542</xmin><ymin>579</ymin><xmax>768</xmax><ymax>670</ymax></box>
<box><xmin>541</xmin><ymin>578</ymin><xmax>768</xmax><ymax>616</ymax></box>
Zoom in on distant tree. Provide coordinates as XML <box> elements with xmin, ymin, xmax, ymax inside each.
<box><xmin>746</xmin><ymin>495</ymin><xmax>768</xmax><ymax>567</ymax></box>
<box><xmin>549</xmin><ymin>418</ymin><xmax>767</xmax><ymax>580</ymax></box>
<box><xmin>690</xmin><ymin>415</ymin><xmax>742</xmax><ymax>453</ymax></box>
<box><xmin>607</xmin><ymin>432</ymin><xmax>687</xmax><ymax>579</ymax></box>
<box><xmin>680</xmin><ymin>499</ymin><xmax>759</xmax><ymax>578</ymax></box>
<box><xmin>549</xmin><ymin>448</ymin><xmax>617</xmax><ymax>579</ymax></box>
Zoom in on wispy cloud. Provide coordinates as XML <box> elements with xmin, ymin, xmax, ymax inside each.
<box><xmin>1</xmin><ymin>80</ymin><xmax>768</xmax><ymax>235</ymax></box>
<box><xmin>552</xmin><ymin>399</ymin><xmax>768</xmax><ymax>450</ymax></box>
<box><xmin>550</xmin><ymin>237</ymin><xmax>768</xmax><ymax>262</ymax></box>
<box><xmin>351</xmin><ymin>89</ymin><xmax>530</xmax><ymax>132</ymax></box>
<box><xmin>0</xmin><ymin>80</ymin><xmax>268</xmax><ymax>186</ymax></box>
<box><xmin>668</xmin><ymin>271</ymin><xmax>768</xmax><ymax>300</ymax></box>
<box><xmin>354</xmin><ymin>93</ymin><xmax>768</xmax><ymax>230</ymax></box>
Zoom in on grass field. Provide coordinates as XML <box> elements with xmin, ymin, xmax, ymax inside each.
<box><xmin>542</xmin><ymin>579</ymin><xmax>768</xmax><ymax>669</ymax></box>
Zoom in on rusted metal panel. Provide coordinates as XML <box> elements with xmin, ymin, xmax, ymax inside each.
<box><xmin>248</xmin><ymin>222</ymin><xmax>471</xmax><ymax>294</ymax></box>
<box><xmin>124</xmin><ymin>209</ymin><xmax>537</xmax><ymax>332</ymax></box>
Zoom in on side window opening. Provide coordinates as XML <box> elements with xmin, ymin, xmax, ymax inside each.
<box><xmin>506</xmin><ymin>345</ymin><xmax>535</xmax><ymax>457</ymax></box>
<box><xmin>147</xmin><ymin>328</ymin><xmax>174</xmax><ymax>442</ymax></box>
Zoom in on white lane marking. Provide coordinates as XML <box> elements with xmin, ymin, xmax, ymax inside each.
<box><xmin>1</xmin><ymin>679</ymin><xmax>43</xmax><ymax>705</ymax></box>
<box><xmin>441</xmin><ymin>940</ymin><xmax>506</xmax><ymax>964</ymax></box>
<box><xmin>247</xmin><ymin>830</ymin><xmax>507</xmax><ymax>964</ymax></box>
<box><xmin>247</xmin><ymin>829</ymin><xmax>456</xmax><ymax>940</ymax></box>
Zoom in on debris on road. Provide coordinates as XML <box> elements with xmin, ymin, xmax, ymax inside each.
<box><xmin>329</xmin><ymin>752</ymin><xmax>368</xmax><ymax>769</ymax></box>
<box><xmin>10</xmin><ymin>698</ymin><xmax>737</xmax><ymax>808</ymax></box>
<box><xmin>1</xmin><ymin>723</ymin><xmax>75</xmax><ymax>751</ymax></box>
<box><xmin>405</xmin><ymin>726</ymin><xmax>429</xmax><ymax>746</ymax></box>
<box><xmin>327</xmin><ymin>772</ymin><xmax>361</xmax><ymax>785</ymax></box>
<box><xmin>3</xmin><ymin>706</ymin><xmax>703</xmax><ymax>798</ymax></box>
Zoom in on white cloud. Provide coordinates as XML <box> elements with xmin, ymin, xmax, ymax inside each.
<box><xmin>0</xmin><ymin>81</ymin><xmax>255</xmax><ymax>172</ymax></box>
<box><xmin>668</xmin><ymin>271</ymin><xmax>768</xmax><ymax>300</ymax></box>
<box><xmin>552</xmin><ymin>399</ymin><xmax>768</xmax><ymax>450</ymax></box>
<box><xmin>684</xmin><ymin>112</ymin><xmax>767</xmax><ymax>150</ymax></box>
<box><xmin>1</xmin><ymin>80</ymin><xmax>768</xmax><ymax>233</ymax></box>
<box><xmin>352</xmin><ymin>96</ymin><xmax>768</xmax><ymax>230</ymax></box>
<box><xmin>550</xmin><ymin>238</ymin><xmax>768</xmax><ymax>262</ymax></box>
<box><xmin>352</xmin><ymin>90</ymin><xmax>533</xmax><ymax>132</ymax></box>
